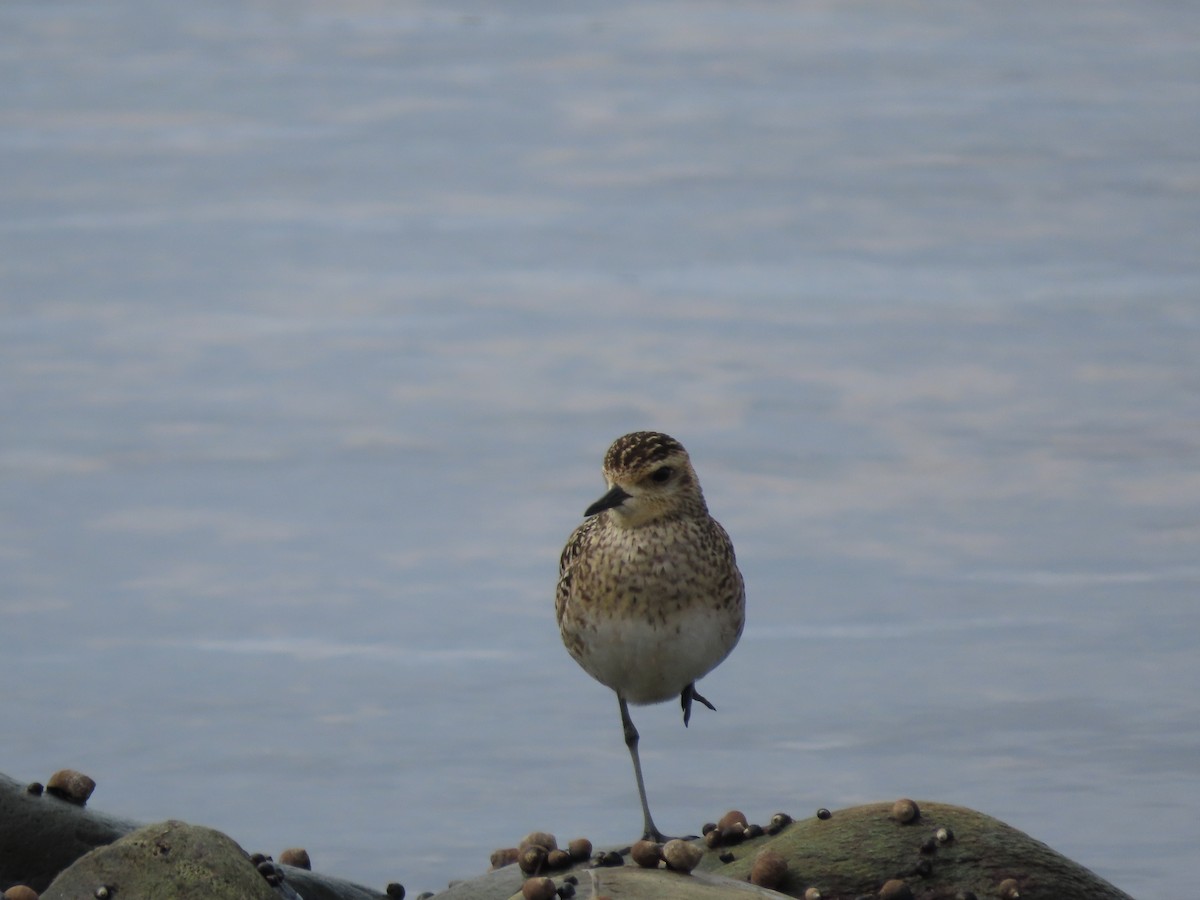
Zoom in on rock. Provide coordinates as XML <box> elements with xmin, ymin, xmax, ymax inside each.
<box><xmin>1</xmin><ymin>770</ymin><xmax>1136</xmax><ymax>900</ymax></box>
<box><xmin>704</xmin><ymin>801</ymin><xmax>1133</xmax><ymax>900</ymax></box>
<box><xmin>0</xmin><ymin>771</ymin><xmax>138</xmax><ymax>892</ymax></box>
<box><xmin>505</xmin><ymin>866</ymin><xmax>789</xmax><ymax>899</ymax></box>
<box><xmin>40</xmin><ymin>820</ymin><xmax>276</xmax><ymax>900</ymax></box>
<box><xmin>0</xmin><ymin>772</ymin><xmax>388</xmax><ymax>900</ymax></box>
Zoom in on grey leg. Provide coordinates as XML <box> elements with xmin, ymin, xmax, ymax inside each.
<box><xmin>619</xmin><ymin>696</ymin><xmax>667</xmax><ymax>842</ymax></box>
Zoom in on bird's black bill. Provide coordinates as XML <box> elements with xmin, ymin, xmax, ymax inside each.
<box><xmin>585</xmin><ymin>485</ymin><xmax>631</xmax><ymax>517</ymax></box>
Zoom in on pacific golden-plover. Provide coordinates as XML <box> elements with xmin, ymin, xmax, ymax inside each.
<box><xmin>556</xmin><ymin>431</ymin><xmax>745</xmax><ymax>841</ymax></box>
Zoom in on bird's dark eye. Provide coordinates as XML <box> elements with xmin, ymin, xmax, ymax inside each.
<box><xmin>650</xmin><ymin>466</ymin><xmax>673</xmax><ymax>484</ymax></box>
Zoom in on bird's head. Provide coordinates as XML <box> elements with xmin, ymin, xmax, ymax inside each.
<box><xmin>584</xmin><ymin>431</ymin><xmax>708</xmax><ymax>528</ymax></box>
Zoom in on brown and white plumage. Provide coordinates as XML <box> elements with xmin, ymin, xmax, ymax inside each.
<box><xmin>556</xmin><ymin>431</ymin><xmax>745</xmax><ymax>840</ymax></box>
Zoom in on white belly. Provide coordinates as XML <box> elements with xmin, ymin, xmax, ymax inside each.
<box><xmin>573</xmin><ymin>608</ymin><xmax>739</xmax><ymax>705</ymax></box>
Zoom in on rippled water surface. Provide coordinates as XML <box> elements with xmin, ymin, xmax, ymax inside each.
<box><xmin>3</xmin><ymin>3</ymin><xmax>1198</xmax><ymax>897</ymax></box>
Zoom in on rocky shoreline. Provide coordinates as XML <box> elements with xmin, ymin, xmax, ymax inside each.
<box><xmin>0</xmin><ymin>769</ymin><xmax>1133</xmax><ymax>899</ymax></box>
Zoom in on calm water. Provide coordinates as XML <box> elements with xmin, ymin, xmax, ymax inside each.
<box><xmin>3</xmin><ymin>2</ymin><xmax>1198</xmax><ymax>897</ymax></box>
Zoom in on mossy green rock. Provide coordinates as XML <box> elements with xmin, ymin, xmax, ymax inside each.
<box><xmin>42</xmin><ymin>819</ymin><xmax>277</xmax><ymax>900</ymax></box>
<box><xmin>700</xmin><ymin>801</ymin><xmax>1132</xmax><ymax>900</ymax></box>
<box><xmin>433</xmin><ymin>801</ymin><xmax>1133</xmax><ymax>899</ymax></box>
<box><xmin>503</xmin><ymin>866</ymin><xmax>789</xmax><ymax>899</ymax></box>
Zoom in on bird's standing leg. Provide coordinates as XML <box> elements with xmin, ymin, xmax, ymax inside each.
<box><xmin>681</xmin><ymin>681</ymin><xmax>716</xmax><ymax>727</ymax></box>
<box><xmin>619</xmin><ymin>696</ymin><xmax>668</xmax><ymax>842</ymax></box>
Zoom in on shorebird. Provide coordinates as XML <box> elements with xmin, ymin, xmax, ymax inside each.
<box><xmin>556</xmin><ymin>431</ymin><xmax>745</xmax><ymax>841</ymax></box>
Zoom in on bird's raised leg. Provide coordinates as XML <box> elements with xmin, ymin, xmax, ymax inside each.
<box><xmin>619</xmin><ymin>696</ymin><xmax>668</xmax><ymax>842</ymax></box>
<box><xmin>680</xmin><ymin>681</ymin><xmax>716</xmax><ymax>727</ymax></box>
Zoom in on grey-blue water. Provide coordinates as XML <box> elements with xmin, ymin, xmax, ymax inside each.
<box><xmin>3</xmin><ymin>2</ymin><xmax>1198</xmax><ymax>897</ymax></box>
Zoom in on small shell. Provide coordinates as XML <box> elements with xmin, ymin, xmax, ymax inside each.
<box><xmin>718</xmin><ymin>809</ymin><xmax>748</xmax><ymax>831</ymax></box>
<box><xmin>703</xmin><ymin>829</ymin><xmax>723</xmax><ymax>849</ymax></box>
<box><xmin>936</xmin><ymin>826</ymin><xmax>955</xmax><ymax>844</ymax></box>
<box><xmin>567</xmin><ymin>838</ymin><xmax>592</xmax><ymax>861</ymax></box>
<box><xmin>998</xmin><ymin>878</ymin><xmax>1021</xmax><ymax>899</ymax></box>
<box><xmin>701</xmin><ymin>822</ymin><xmax>718</xmax><ymax>835</ymax></box>
<box><xmin>385</xmin><ymin>883</ymin><xmax>406</xmax><ymax>898</ymax></box>
<box><xmin>630</xmin><ymin>840</ymin><xmax>663</xmax><ymax>869</ymax></box>
<box><xmin>519</xmin><ymin>832</ymin><xmax>559</xmax><ymax>853</ymax></box>
<box><xmin>744</xmin><ymin>823</ymin><xmax>764</xmax><ymax>839</ymax></box>
<box><xmin>771</xmin><ymin>812</ymin><xmax>793</xmax><ymax>827</ymax></box>
<box><xmin>25</xmin><ymin>783</ymin><xmax>44</xmax><ymax>796</ymax></box>
<box><xmin>749</xmin><ymin>849</ymin><xmax>788</xmax><ymax>889</ymax></box>
<box><xmin>661</xmin><ymin>839</ymin><xmax>703</xmax><ymax>873</ymax></box>
<box><xmin>46</xmin><ymin>770</ymin><xmax>96</xmax><ymax>806</ymax></box>
<box><xmin>804</xmin><ymin>889</ymin><xmax>822</xmax><ymax>900</ymax></box>
<box><xmin>879</xmin><ymin>879</ymin><xmax>914</xmax><ymax>900</ymax></box>
<box><xmin>518</xmin><ymin>845</ymin><xmax>548</xmax><ymax>875</ymax></box>
<box><xmin>890</xmin><ymin>798</ymin><xmax>920</xmax><ymax>824</ymax></box>
<box><xmin>490</xmin><ymin>848</ymin><xmax>519</xmax><ymax>869</ymax></box>
<box><xmin>816</xmin><ymin>808</ymin><xmax>832</xmax><ymax>821</ymax></box>
<box><xmin>719</xmin><ymin>825</ymin><xmax>745</xmax><ymax>845</ymax></box>
<box><xmin>278</xmin><ymin>848</ymin><xmax>311</xmax><ymax>870</ymax></box>
<box><xmin>594</xmin><ymin>850</ymin><xmax>624</xmax><ymax>867</ymax></box>
<box><xmin>546</xmin><ymin>849</ymin><xmax>571</xmax><ymax>869</ymax></box>
<box><xmin>521</xmin><ymin>876</ymin><xmax>557</xmax><ymax>900</ymax></box>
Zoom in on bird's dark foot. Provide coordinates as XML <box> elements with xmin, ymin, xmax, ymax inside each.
<box><xmin>680</xmin><ymin>682</ymin><xmax>716</xmax><ymax>727</ymax></box>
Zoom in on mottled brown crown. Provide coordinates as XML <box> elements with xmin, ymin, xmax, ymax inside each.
<box><xmin>602</xmin><ymin>431</ymin><xmax>687</xmax><ymax>475</ymax></box>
